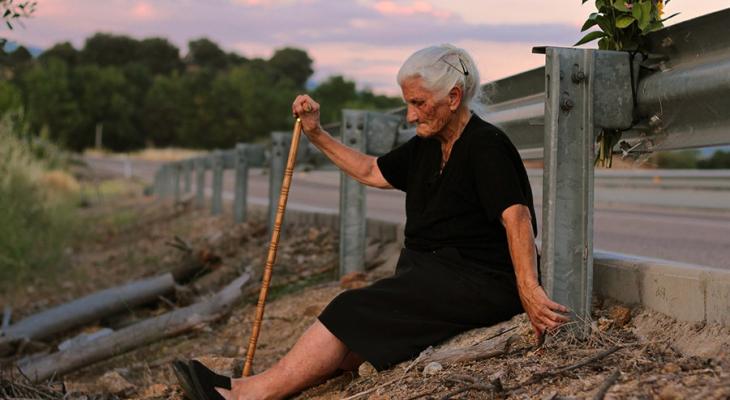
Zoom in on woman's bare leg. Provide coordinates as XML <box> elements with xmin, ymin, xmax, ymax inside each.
<box><xmin>216</xmin><ymin>320</ymin><xmax>361</xmax><ymax>400</ymax></box>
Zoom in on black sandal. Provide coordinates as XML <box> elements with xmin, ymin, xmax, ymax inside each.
<box><xmin>171</xmin><ymin>359</ymin><xmax>200</xmax><ymax>400</ymax></box>
<box><xmin>188</xmin><ymin>359</ymin><xmax>232</xmax><ymax>400</ymax></box>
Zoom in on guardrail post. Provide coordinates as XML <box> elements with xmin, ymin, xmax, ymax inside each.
<box><xmin>234</xmin><ymin>143</ymin><xmax>249</xmax><ymax>224</ymax></box>
<box><xmin>211</xmin><ymin>150</ymin><xmax>224</xmax><ymax>215</ymax></box>
<box><xmin>173</xmin><ymin>162</ymin><xmax>181</xmax><ymax>202</ymax></box>
<box><xmin>269</xmin><ymin>131</ymin><xmax>290</xmax><ymax>230</ymax></box>
<box><xmin>160</xmin><ymin>165</ymin><xmax>171</xmax><ymax>199</ymax></box>
<box><xmin>183</xmin><ymin>160</ymin><xmax>192</xmax><ymax>193</ymax></box>
<box><xmin>540</xmin><ymin>47</ymin><xmax>596</xmax><ymax>330</ymax></box>
<box><xmin>153</xmin><ymin>169</ymin><xmax>162</xmax><ymax>199</ymax></box>
<box><xmin>339</xmin><ymin>110</ymin><xmax>367</xmax><ymax>276</ymax></box>
<box><xmin>537</xmin><ymin>46</ymin><xmax>637</xmax><ymax>331</ymax></box>
<box><xmin>195</xmin><ymin>158</ymin><xmax>206</xmax><ymax>207</ymax></box>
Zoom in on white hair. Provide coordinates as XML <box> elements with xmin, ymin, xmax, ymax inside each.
<box><xmin>397</xmin><ymin>44</ymin><xmax>481</xmax><ymax>109</ymax></box>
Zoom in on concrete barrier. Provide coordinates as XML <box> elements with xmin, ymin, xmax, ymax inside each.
<box><xmin>594</xmin><ymin>250</ymin><xmax>730</xmax><ymax>326</ymax></box>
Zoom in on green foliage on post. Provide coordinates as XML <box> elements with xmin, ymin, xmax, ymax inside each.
<box><xmin>577</xmin><ymin>1</ymin><xmax>679</xmax><ymax>168</ymax></box>
<box><xmin>577</xmin><ymin>0</ymin><xmax>678</xmax><ymax>50</ymax></box>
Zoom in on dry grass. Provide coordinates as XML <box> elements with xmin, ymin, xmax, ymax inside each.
<box><xmin>84</xmin><ymin>148</ymin><xmax>205</xmax><ymax>162</ymax></box>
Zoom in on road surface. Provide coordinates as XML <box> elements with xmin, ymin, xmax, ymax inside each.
<box><xmin>85</xmin><ymin>156</ymin><xmax>730</xmax><ymax>270</ymax></box>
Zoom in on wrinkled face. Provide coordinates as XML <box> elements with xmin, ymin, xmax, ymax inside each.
<box><xmin>401</xmin><ymin>77</ymin><xmax>453</xmax><ymax>139</ymax></box>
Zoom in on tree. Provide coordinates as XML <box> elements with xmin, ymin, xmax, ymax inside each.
<box><xmin>268</xmin><ymin>47</ymin><xmax>313</xmax><ymax>89</ymax></box>
<box><xmin>72</xmin><ymin>65</ymin><xmax>139</xmax><ymax>151</ymax></box>
<box><xmin>227</xmin><ymin>52</ymin><xmax>248</xmax><ymax>67</ymax></box>
<box><xmin>6</xmin><ymin>45</ymin><xmax>31</xmax><ymax>66</ymax></box>
<box><xmin>312</xmin><ymin>76</ymin><xmax>403</xmax><ymax>124</ymax></box>
<box><xmin>80</xmin><ymin>33</ymin><xmax>139</xmax><ymax>67</ymax></box>
<box><xmin>22</xmin><ymin>59</ymin><xmax>84</xmax><ymax>147</ymax></box>
<box><xmin>137</xmin><ymin>37</ymin><xmax>182</xmax><ymax>76</ymax></box>
<box><xmin>186</xmin><ymin>38</ymin><xmax>229</xmax><ymax>70</ymax></box>
<box><xmin>698</xmin><ymin>150</ymin><xmax>730</xmax><ymax>169</ymax></box>
<box><xmin>654</xmin><ymin>150</ymin><xmax>699</xmax><ymax>169</ymax></box>
<box><xmin>0</xmin><ymin>80</ymin><xmax>21</xmax><ymax>114</ymax></box>
<box><xmin>39</xmin><ymin>42</ymin><xmax>78</xmax><ymax>66</ymax></box>
<box><xmin>312</xmin><ymin>75</ymin><xmax>357</xmax><ymax>124</ymax></box>
<box><xmin>142</xmin><ymin>73</ymin><xmax>184</xmax><ymax>146</ymax></box>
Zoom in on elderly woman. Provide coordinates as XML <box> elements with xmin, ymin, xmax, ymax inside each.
<box><xmin>176</xmin><ymin>44</ymin><xmax>569</xmax><ymax>400</ymax></box>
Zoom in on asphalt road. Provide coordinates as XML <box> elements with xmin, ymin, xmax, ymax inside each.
<box><xmin>85</xmin><ymin>156</ymin><xmax>730</xmax><ymax>270</ymax></box>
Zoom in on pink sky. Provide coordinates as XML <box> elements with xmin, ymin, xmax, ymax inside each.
<box><xmin>5</xmin><ymin>0</ymin><xmax>728</xmax><ymax>94</ymax></box>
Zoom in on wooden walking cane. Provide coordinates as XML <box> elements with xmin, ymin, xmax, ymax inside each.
<box><xmin>242</xmin><ymin>114</ymin><xmax>304</xmax><ymax>377</ymax></box>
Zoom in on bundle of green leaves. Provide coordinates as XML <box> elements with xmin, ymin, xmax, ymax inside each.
<box><xmin>577</xmin><ymin>0</ymin><xmax>678</xmax><ymax>51</ymax></box>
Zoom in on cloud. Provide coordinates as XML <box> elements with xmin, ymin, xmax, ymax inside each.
<box><xmin>131</xmin><ymin>2</ymin><xmax>157</xmax><ymax>20</ymax></box>
<box><xmin>372</xmin><ymin>1</ymin><xmax>451</xmax><ymax>19</ymax></box>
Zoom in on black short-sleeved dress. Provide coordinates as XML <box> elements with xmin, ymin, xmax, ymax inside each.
<box><xmin>318</xmin><ymin>113</ymin><xmax>537</xmax><ymax>371</ymax></box>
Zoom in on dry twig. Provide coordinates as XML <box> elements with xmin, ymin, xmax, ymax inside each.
<box><xmin>592</xmin><ymin>369</ymin><xmax>620</xmax><ymax>400</ymax></box>
<box><xmin>503</xmin><ymin>346</ymin><xmax>622</xmax><ymax>392</ymax></box>
<box><xmin>340</xmin><ymin>376</ymin><xmax>401</xmax><ymax>400</ymax></box>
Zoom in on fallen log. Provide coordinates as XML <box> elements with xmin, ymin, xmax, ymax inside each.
<box><xmin>0</xmin><ymin>273</ymin><xmax>176</xmax><ymax>356</ymax></box>
<box><xmin>419</xmin><ymin>332</ymin><xmax>516</xmax><ymax>366</ymax></box>
<box><xmin>17</xmin><ymin>271</ymin><xmax>252</xmax><ymax>383</ymax></box>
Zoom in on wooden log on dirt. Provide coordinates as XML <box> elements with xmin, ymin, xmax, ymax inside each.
<box><xmin>0</xmin><ymin>274</ymin><xmax>176</xmax><ymax>357</ymax></box>
<box><xmin>419</xmin><ymin>333</ymin><xmax>516</xmax><ymax>366</ymax></box>
<box><xmin>17</xmin><ymin>271</ymin><xmax>252</xmax><ymax>383</ymax></box>
<box><xmin>166</xmin><ymin>234</ymin><xmax>225</xmax><ymax>283</ymax></box>
<box><xmin>168</xmin><ymin>247</ymin><xmax>221</xmax><ymax>283</ymax></box>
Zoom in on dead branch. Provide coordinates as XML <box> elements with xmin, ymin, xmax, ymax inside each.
<box><xmin>440</xmin><ymin>381</ymin><xmax>494</xmax><ymax>400</ymax></box>
<box><xmin>508</xmin><ymin>346</ymin><xmax>622</xmax><ymax>390</ymax></box>
<box><xmin>592</xmin><ymin>369</ymin><xmax>620</xmax><ymax>400</ymax></box>
<box><xmin>17</xmin><ymin>272</ymin><xmax>251</xmax><ymax>383</ymax></box>
<box><xmin>420</xmin><ymin>334</ymin><xmax>516</xmax><ymax>366</ymax></box>
<box><xmin>0</xmin><ymin>274</ymin><xmax>176</xmax><ymax>357</ymax></box>
<box><xmin>340</xmin><ymin>376</ymin><xmax>401</xmax><ymax>400</ymax></box>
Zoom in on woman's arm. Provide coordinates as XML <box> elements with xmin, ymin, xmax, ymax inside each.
<box><xmin>501</xmin><ymin>204</ymin><xmax>569</xmax><ymax>341</ymax></box>
<box><xmin>292</xmin><ymin>95</ymin><xmax>392</xmax><ymax>189</ymax></box>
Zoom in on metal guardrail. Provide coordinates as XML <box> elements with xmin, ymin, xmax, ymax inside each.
<box><xmin>528</xmin><ymin>169</ymin><xmax>730</xmax><ymax>191</ymax></box>
<box><xmin>153</xmin><ymin>9</ymin><xmax>730</xmax><ymax>327</ymax></box>
<box><xmin>465</xmin><ymin>8</ymin><xmax>730</xmax><ymax>158</ymax></box>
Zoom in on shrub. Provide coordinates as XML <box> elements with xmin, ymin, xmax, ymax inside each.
<box><xmin>0</xmin><ymin>113</ymin><xmax>79</xmax><ymax>286</ymax></box>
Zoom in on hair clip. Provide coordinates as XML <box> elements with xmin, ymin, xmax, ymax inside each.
<box><xmin>441</xmin><ymin>55</ymin><xmax>469</xmax><ymax>76</ymax></box>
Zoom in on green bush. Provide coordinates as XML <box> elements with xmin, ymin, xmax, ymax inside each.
<box><xmin>698</xmin><ymin>150</ymin><xmax>730</xmax><ymax>169</ymax></box>
<box><xmin>654</xmin><ymin>149</ymin><xmax>699</xmax><ymax>169</ymax></box>
<box><xmin>0</xmin><ymin>113</ymin><xmax>79</xmax><ymax>286</ymax></box>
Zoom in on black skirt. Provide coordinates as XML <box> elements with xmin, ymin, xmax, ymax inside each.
<box><xmin>317</xmin><ymin>247</ymin><xmax>524</xmax><ymax>371</ymax></box>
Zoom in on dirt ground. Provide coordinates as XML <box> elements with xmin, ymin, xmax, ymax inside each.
<box><xmin>1</xmin><ymin>171</ymin><xmax>729</xmax><ymax>399</ymax></box>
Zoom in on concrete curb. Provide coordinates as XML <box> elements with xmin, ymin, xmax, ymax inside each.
<box><xmin>594</xmin><ymin>250</ymin><xmax>730</xmax><ymax>326</ymax></box>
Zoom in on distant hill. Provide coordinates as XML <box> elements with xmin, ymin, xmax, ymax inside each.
<box><xmin>2</xmin><ymin>40</ymin><xmax>43</xmax><ymax>57</ymax></box>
